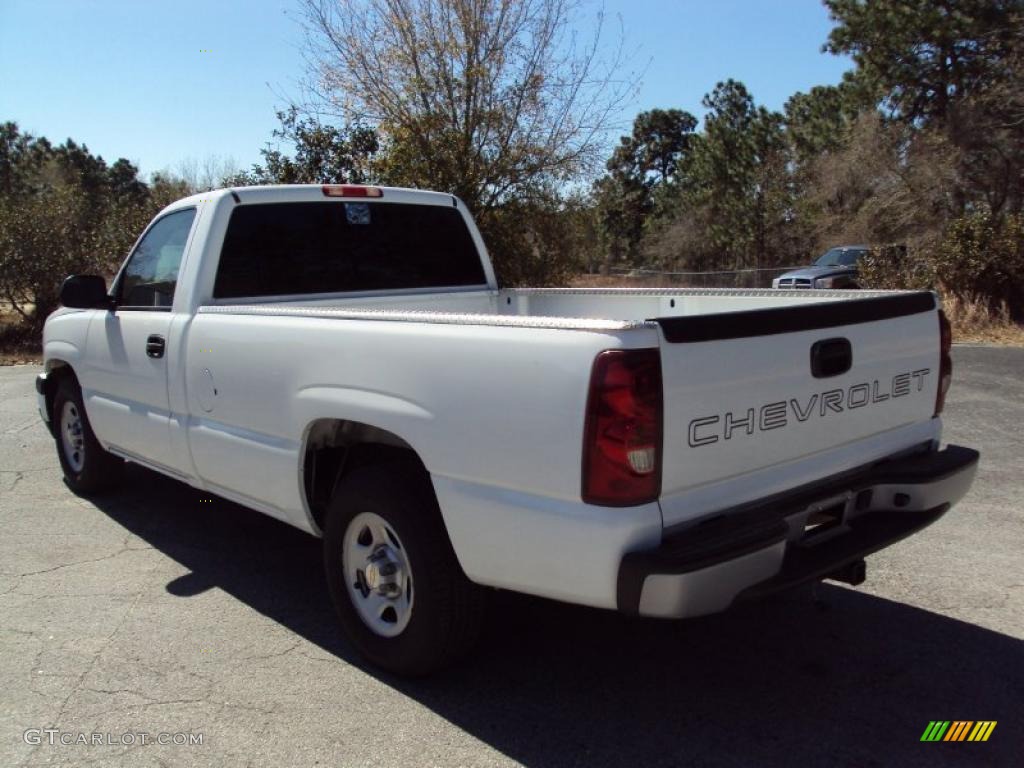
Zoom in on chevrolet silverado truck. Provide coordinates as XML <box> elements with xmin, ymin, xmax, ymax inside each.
<box><xmin>37</xmin><ymin>184</ymin><xmax>978</xmax><ymax>675</ymax></box>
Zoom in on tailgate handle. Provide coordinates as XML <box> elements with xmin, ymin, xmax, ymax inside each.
<box><xmin>145</xmin><ymin>334</ymin><xmax>166</xmax><ymax>359</ymax></box>
<box><xmin>810</xmin><ymin>338</ymin><xmax>851</xmax><ymax>378</ymax></box>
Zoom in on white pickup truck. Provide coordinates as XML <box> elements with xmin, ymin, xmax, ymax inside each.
<box><xmin>38</xmin><ymin>184</ymin><xmax>978</xmax><ymax>674</ymax></box>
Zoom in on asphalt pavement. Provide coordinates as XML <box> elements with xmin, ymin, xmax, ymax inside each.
<box><xmin>1</xmin><ymin>346</ymin><xmax>1022</xmax><ymax>767</ymax></box>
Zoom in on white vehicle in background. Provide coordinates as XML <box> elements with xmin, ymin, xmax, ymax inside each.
<box><xmin>37</xmin><ymin>184</ymin><xmax>978</xmax><ymax>675</ymax></box>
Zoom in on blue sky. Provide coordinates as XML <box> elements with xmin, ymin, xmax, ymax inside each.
<box><xmin>0</xmin><ymin>0</ymin><xmax>852</xmax><ymax>179</ymax></box>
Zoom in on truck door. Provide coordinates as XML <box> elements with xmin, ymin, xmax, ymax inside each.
<box><xmin>82</xmin><ymin>207</ymin><xmax>198</xmax><ymax>476</ymax></box>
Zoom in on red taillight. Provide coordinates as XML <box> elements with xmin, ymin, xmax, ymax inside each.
<box><xmin>935</xmin><ymin>309</ymin><xmax>953</xmax><ymax>416</ymax></box>
<box><xmin>321</xmin><ymin>184</ymin><xmax>383</xmax><ymax>198</ymax></box>
<box><xmin>582</xmin><ymin>349</ymin><xmax>663</xmax><ymax>506</ymax></box>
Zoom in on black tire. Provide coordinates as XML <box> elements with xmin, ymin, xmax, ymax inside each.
<box><xmin>324</xmin><ymin>462</ymin><xmax>484</xmax><ymax>676</ymax></box>
<box><xmin>52</xmin><ymin>375</ymin><xmax>123</xmax><ymax>495</ymax></box>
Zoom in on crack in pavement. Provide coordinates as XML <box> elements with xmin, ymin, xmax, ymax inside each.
<box><xmin>3</xmin><ymin>626</ymin><xmax>46</xmax><ymax>672</ymax></box>
<box><xmin>239</xmin><ymin>639</ymin><xmax>303</xmax><ymax>663</ymax></box>
<box><xmin>80</xmin><ymin>686</ymin><xmax>164</xmax><ymax>703</ymax></box>
<box><xmin>0</xmin><ymin>468</ymin><xmax>53</xmax><ymax>493</ymax></box>
<box><xmin>2</xmin><ymin>417</ymin><xmax>42</xmax><ymax>436</ymax></box>
<box><xmin>38</xmin><ymin>739</ymin><xmax>150</xmax><ymax>768</ymax></box>
<box><xmin>2</xmin><ymin>535</ymin><xmax>155</xmax><ymax>579</ymax></box>
<box><xmin>216</xmin><ymin>698</ymin><xmax>279</xmax><ymax>717</ymax></box>
<box><xmin>1</xmin><ymin>465</ymin><xmax>51</xmax><ymax>496</ymax></box>
<box><xmin>12</xmin><ymin>514</ymin><xmax>193</xmax><ymax>768</ymax></box>
<box><xmin>10</xmin><ymin>590</ymin><xmax>152</xmax><ymax>600</ymax></box>
<box><xmin>17</xmin><ymin>588</ymin><xmax>148</xmax><ymax>768</ymax></box>
<box><xmin>296</xmin><ymin>649</ymin><xmax>340</xmax><ymax>665</ymax></box>
<box><xmin>55</xmin><ymin>590</ymin><xmax>146</xmax><ymax>716</ymax></box>
<box><xmin>4</xmin><ymin>470</ymin><xmax>24</xmax><ymax>493</ymax></box>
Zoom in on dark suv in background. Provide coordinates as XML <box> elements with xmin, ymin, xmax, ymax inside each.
<box><xmin>772</xmin><ymin>245</ymin><xmax>868</xmax><ymax>289</ymax></box>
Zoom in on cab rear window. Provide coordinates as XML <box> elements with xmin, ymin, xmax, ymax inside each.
<box><xmin>213</xmin><ymin>201</ymin><xmax>486</xmax><ymax>299</ymax></box>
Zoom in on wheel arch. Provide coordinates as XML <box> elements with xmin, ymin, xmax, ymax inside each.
<box><xmin>300</xmin><ymin>417</ymin><xmax>432</xmax><ymax>536</ymax></box>
<box><xmin>40</xmin><ymin>360</ymin><xmax>77</xmax><ymax>435</ymax></box>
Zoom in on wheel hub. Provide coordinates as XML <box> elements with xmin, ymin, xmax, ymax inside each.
<box><xmin>342</xmin><ymin>512</ymin><xmax>414</xmax><ymax>637</ymax></box>
<box><xmin>363</xmin><ymin>546</ymin><xmax>404</xmax><ymax>597</ymax></box>
<box><xmin>60</xmin><ymin>401</ymin><xmax>86</xmax><ymax>473</ymax></box>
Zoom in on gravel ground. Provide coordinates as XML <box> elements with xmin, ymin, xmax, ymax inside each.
<box><xmin>1</xmin><ymin>346</ymin><xmax>1021</xmax><ymax>767</ymax></box>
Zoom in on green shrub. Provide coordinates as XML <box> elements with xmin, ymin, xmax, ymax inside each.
<box><xmin>858</xmin><ymin>244</ymin><xmax>932</xmax><ymax>291</ymax></box>
<box><xmin>475</xmin><ymin>200</ymin><xmax>589</xmax><ymax>287</ymax></box>
<box><xmin>859</xmin><ymin>210</ymin><xmax>1024</xmax><ymax>318</ymax></box>
<box><xmin>934</xmin><ymin>211</ymin><xmax>1024</xmax><ymax>311</ymax></box>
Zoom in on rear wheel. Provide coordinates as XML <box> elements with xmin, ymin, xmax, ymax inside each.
<box><xmin>52</xmin><ymin>376</ymin><xmax>123</xmax><ymax>494</ymax></box>
<box><xmin>324</xmin><ymin>462</ymin><xmax>484</xmax><ymax>675</ymax></box>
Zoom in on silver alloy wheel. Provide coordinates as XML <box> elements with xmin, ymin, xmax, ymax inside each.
<box><xmin>60</xmin><ymin>401</ymin><xmax>86</xmax><ymax>473</ymax></box>
<box><xmin>342</xmin><ymin>511</ymin><xmax>414</xmax><ymax>637</ymax></box>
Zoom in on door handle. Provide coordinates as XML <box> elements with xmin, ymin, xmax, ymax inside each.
<box><xmin>146</xmin><ymin>334</ymin><xmax>166</xmax><ymax>359</ymax></box>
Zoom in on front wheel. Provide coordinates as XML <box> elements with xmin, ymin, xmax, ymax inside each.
<box><xmin>52</xmin><ymin>376</ymin><xmax>123</xmax><ymax>494</ymax></box>
<box><xmin>324</xmin><ymin>463</ymin><xmax>484</xmax><ymax>675</ymax></box>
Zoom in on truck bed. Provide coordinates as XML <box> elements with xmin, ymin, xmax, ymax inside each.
<box><xmin>200</xmin><ymin>286</ymin><xmax>941</xmax><ymax>532</ymax></box>
<box><xmin>203</xmin><ymin>286</ymin><xmax>924</xmax><ymax>332</ymax></box>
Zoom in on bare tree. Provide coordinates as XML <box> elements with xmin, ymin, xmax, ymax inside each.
<box><xmin>300</xmin><ymin>0</ymin><xmax>638</xmax><ymax>210</ymax></box>
<box><xmin>174</xmin><ymin>155</ymin><xmax>243</xmax><ymax>192</ymax></box>
<box><xmin>807</xmin><ymin>112</ymin><xmax>961</xmax><ymax>249</ymax></box>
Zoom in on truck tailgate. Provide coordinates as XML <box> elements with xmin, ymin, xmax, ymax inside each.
<box><xmin>655</xmin><ymin>293</ymin><xmax>941</xmax><ymax>526</ymax></box>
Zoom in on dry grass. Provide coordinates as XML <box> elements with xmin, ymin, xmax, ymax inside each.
<box><xmin>0</xmin><ymin>312</ymin><xmax>42</xmax><ymax>365</ymax></box>
<box><xmin>941</xmin><ymin>294</ymin><xmax>1024</xmax><ymax>345</ymax></box>
<box><xmin>0</xmin><ymin>346</ymin><xmax>41</xmax><ymax>366</ymax></box>
<box><xmin>570</xmin><ymin>274</ymin><xmax>687</xmax><ymax>289</ymax></box>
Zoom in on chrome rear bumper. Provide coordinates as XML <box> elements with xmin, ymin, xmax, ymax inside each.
<box><xmin>617</xmin><ymin>445</ymin><xmax>979</xmax><ymax>618</ymax></box>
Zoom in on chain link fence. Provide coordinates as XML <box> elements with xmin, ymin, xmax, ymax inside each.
<box><xmin>586</xmin><ymin>267</ymin><xmax>804</xmax><ymax>289</ymax></box>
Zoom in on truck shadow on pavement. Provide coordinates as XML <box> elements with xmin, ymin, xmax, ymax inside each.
<box><xmin>91</xmin><ymin>464</ymin><xmax>1021</xmax><ymax>768</ymax></box>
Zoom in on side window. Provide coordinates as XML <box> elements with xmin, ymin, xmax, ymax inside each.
<box><xmin>118</xmin><ymin>208</ymin><xmax>197</xmax><ymax>309</ymax></box>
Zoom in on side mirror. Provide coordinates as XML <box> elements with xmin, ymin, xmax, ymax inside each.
<box><xmin>60</xmin><ymin>275</ymin><xmax>112</xmax><ymax>309</ymax></box>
